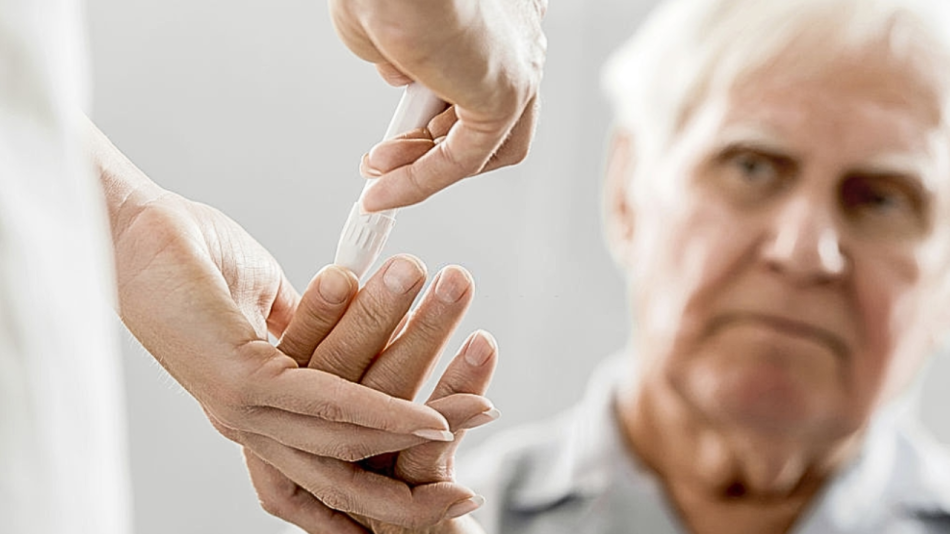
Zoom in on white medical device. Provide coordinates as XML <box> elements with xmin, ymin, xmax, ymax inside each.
<box><xmin>334</xmin><ymin>83</ymin><xmax>444</xmax><ymax>279</ymax></box>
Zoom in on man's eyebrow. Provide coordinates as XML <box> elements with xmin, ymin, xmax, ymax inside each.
<box><xmin>853</xmin><ymin>152</ymin><xmax>936</xmax><ymax>194</ymax></box>
<box><xmin>710</xmin><ymin>125</ymin><xmax>797</xmax><ymax>158</ymax></box>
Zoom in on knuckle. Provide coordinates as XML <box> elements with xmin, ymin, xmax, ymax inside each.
<box><xmin>315</xmin><ymin>486</ymin><xmax>355</xmax><ymax>514</ymax></box>
<box><xmin>401</xmin><ymin>454</ymin><xmax>453</xmax><ymax>484</ymax></box>
<box><xmin>439</xmin><ymin>139</ymin><xmax>475</xmax><ymax>177</ymax></box>
<box><xmin>352</xmin><ymin>291</ymin><xmax>395</xmax><ymax>331</ymax></box>
<box><xmin>408</xmin><ymin>311</ymin><xmax>445</xmax><ymax>343</ymax></box>
<box><xmin>510</xmin><ymin>140</ymin><xmax>531</xmax><ymax>165</ymax></box>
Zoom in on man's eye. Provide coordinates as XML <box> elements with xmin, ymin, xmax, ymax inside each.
<box><xmin>839</xmin><ymin>174</ymin><xmax>927</xmax><ymax>236</ymax></box>
<box><xmin>840</xmin><ymin>176</ymin><xmax>914</xmax><ymax>214</ymax></box>
<box><xmin>730</xmin><ymin>152</ymin><xmax>780</xmax><ymax>185</ymax></box>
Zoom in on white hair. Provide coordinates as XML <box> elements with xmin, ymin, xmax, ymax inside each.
<box><xmin>602</xmin><ymin>0</ymin><xmax>950</xmax><ymax>170</ymax></box>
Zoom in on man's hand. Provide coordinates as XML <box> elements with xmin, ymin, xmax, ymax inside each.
<box><xmin>330</xmin><ymin>0</ymin><xmax>547</xmax><ymax>211</ymax></box>
<box><xmin>86</xmin><ymin>120</ymin><xmax>477</xmax><ymax>527</ymax></box>
<box><xmin>247</xmin><ymin>256</ymin><xmax>497</xmax><ymax>533</ymax></box>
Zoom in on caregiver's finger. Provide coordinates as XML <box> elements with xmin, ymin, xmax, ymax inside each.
<box><xmin>426</xmin><ymin>393</ymin><xmax>498</xmax><ymax>432</ymax></box>
<box><xmin>244</xmin><ymin>450</ymin><xmax>370</xmax><ymax>534</ymax></box>
<box><xmin>360</xmin><ymin>105</ymin><xmax>457</xmax><ymax>179</ymax></box>
<box><xmin>360</xmin><ymin>111</ymin><xmax>514</xmax><ymax>211</ymax></box>
<box><xmin>242</xmin><ymin>432</ymin><xmax>480</xmax><ymax>529</ymax></box>
<box><xmin>479</xmin><ymin>96</ymin><xmax>541</xmax><ymax>175</ymax></box>
<box><xmin>244</xmin><ymin>406</ymin><xmax>432</xmax><ymax>462</ymax></box>
<box><xmin>308</xmin><ymin>254</ymin><xmax>426</xmax><ymax>381</ymax></box>
<box><xmin>243</xmin><ymin>359</ymin><xmax>453</xmax><ymax>439</ymax></box>
<box><xmin>360</xmin><ymin>139</ymin><xmax>434</xmax><ymax>179</ymax></box>
<box><xmin>277</xmin><ymin>265</ymin><xmax>358</xmax><ymax>367</ymax></box>
<box><xmin>362</xmin><ymin>265</ymin><xmax>474</xmax><ymax>400</ymax></box>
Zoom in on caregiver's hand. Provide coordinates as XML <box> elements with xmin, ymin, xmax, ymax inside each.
<box><xmin>86</xmin><ymin>121</ymin><xmax>466</xmax><ymax>523</ymax></box>
<box><xmin>330</xmin><ymin>0</ymin><xmax>547</xmax><ymax>211</ymax></box>
<box><xmin>243</xmin><ymin>256</ymin><xmax>498</xmax><ymax>533</ymax></box>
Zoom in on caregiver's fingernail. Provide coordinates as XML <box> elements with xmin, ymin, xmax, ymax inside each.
<box><xmin>384</xmin><ymin>256</ymin><xmax>425</xmax><ymax>294</ymax></box>
<box><xmin>318</xmin><ymin>266</ymin><xmax>351</xmax><ymax>304</ymax></box>
<box><xmin>465</xmin><ymin>331</ymin><xmax>496</xmax><ymax>367</ymax></box>
<box><xmin>412</xmin><ymin>429</ymin><xmax>455</xmax><ymax>442</ymax></box>
<box><xmin>445</xmin><ymin>495</ymin><xmax>485</xmax><ymax>520</ymax></box>
<box><xmin>459</xmin><ymin>408</ymin><xmax>501</xmax><ymax>431</ymax></box>
<box><xmin>360</xmin><ymin>153</ymin><xmax>383</xmax><ymax>178</ymax></box>
<box><xmin>435</xmin><ymin>266</ymin><xmax>471</xmax><ymax>303</ymax></box>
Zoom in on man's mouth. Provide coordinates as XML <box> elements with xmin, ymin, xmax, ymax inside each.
<box><xmin>709</xmin><ymin>312</ymin><xmax>849</xmax><ymax>358</ymax></box>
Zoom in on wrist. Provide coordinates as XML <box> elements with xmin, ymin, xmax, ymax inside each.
<box><xmin>82</xmin><ymin>116</ymin><xmax>166</xmax><ymax>241</ymax></box>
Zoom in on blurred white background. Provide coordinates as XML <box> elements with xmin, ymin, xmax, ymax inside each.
<box><xmin>85</xmin><ymin>0</ymin><xmax>950</xmax><ymax>532</ymax></box>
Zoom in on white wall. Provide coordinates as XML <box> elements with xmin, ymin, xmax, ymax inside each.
<box><xmin>85</xmin><ymin>0</ymin><xmax>950</xmax><ymax>533</ymax></box>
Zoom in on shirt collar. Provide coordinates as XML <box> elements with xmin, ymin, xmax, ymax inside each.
<box><xmin>508</xmin><ymin>352</ymin><xmax>645</xmax><ymax>510</ymax></box>
<box><xmin>507</xmin><ymin>352</ymin><xmax>950</xmax><ymax>521</ymax></box>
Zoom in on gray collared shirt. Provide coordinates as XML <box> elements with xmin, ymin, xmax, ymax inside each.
<box><xmin>458</xmin><ymin>354</ymin><xmax>950</xmax><ymax>534</ymax></box>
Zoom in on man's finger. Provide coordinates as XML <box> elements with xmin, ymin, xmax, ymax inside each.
<box><xmin>308</xmin><ymin>255</ymin><xmax>426</xmax><ymax>381</ymax></box>
<box><xmin>244</xmin><ymin>450</ymin><xmax>369</xmax><ymax>534</ymax></box>
<box><xmin>361</xmin><ymin>265</ymin><xmax>474</xmax><ymax>400</ymax></box>
<box><xmin>429</xmin><ymin>330</ymin><xmax>498</xmax><ymax>401</ymax></box>
<box><xmin>277</xmin><ymin>265</ymin><xmax>358</xmax><ymax>367</ymax></box>
<box><xmin>395</xmin><ymin>331</ymin><xmax>499</xmax><ymax>486</ymax></box>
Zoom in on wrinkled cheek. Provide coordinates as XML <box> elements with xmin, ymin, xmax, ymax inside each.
<box><xmin>631</xmin><ymin>202</ymin><xmax>747</xmax><ymax>352</ymax></box>
<box><xmin>851</xmin><ymin>256</ymin><xmax>923</xmax><ymax>409</ymax></box>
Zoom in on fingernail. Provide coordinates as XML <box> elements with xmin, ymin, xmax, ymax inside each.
<box><xmin>464</xmin><ymin>330</ymin><xmax>496</xmax><ymax>367</ymax></box>
<box><xmin>435</xmin><ymin>267</ymin><xmax>471</xmax><ymax>303</ymax></box>
<box><xmin>459</xmin><ymin>408</ymin><xmax>501</xmax><ymax>431</ymax></box>
<box><xmin>360</xmin><ymin>153</ymin><xmax>383</xmax><ymax>178</ymax></box>
<box><xmin>445</xmin><ymin>495</ymin><xmax>485</xmax><ymax>520</ymax></box>
<box><xmin>384</xmin><ymin>256</ymin><xmax>425</xmax><ymax>294</ymax></box>
<box><xmin>318</xmin><ymin>266</ymin><xmax>351</xmax><ymax>305</ymax></box>
<box><xmin>412</xmin><ymin>429</ymin><xmax>455</xmax><ymax>442</ymax></box>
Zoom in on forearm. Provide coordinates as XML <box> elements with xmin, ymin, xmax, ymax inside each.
<box><xmin>82</xmin><ymin>116</ymin><xmax>165</xmax><ymax>241</ymax></box>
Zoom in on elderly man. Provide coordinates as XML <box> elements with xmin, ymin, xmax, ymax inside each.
<box><xmin>280</xmin><ymin>0</ymin><xmax>950</xmax><ymax>532</ymax></box>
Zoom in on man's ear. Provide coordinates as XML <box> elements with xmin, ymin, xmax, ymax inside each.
<box><xmin>603</xmin><ymin>128</ymin><xmax>637</xmax><ymax>267</ymax></box>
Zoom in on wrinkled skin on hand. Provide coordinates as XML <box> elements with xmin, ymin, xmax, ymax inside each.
<box><xmin>244</xmin><ymin>256</ymin><xmax>498</xmax><ymax>533</ymax></box>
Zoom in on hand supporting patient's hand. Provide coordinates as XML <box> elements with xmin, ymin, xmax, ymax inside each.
<box><xmin>88</xmin><ymin>122</ymin><xmax>474</xmax><ymax>531</ymax></box>
<box><xmin>245</xmin><ymin>256</ymin><xmax>497</xmax><ymax>533</ymax></box>
<box><xmin>329</xmin><ymin>0</ymin><xmax>547</xmax><ymax>211</ymax></box>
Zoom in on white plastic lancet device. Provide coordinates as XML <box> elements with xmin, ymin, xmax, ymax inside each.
<box><xmin>333</xmin><ymin>83</ymin><xmax>444</xmax><ymax>280</ymax></box>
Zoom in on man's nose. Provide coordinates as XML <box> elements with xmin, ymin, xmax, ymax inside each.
<box><xmin>761</xmin><ymin>196</ymin><xmax>848</xmax><ymax>284</ymax></box>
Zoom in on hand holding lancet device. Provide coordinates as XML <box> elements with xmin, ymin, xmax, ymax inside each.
<box><xmin>334</xmin><ymin>83</ymin><xmax>444</xmax><ymax>279</ymax></box>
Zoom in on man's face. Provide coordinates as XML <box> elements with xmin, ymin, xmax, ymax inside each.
<box><xmin>612</xmin><ymin>52</ymin><xmax>950</xmax><ymax>440</ymax></box>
